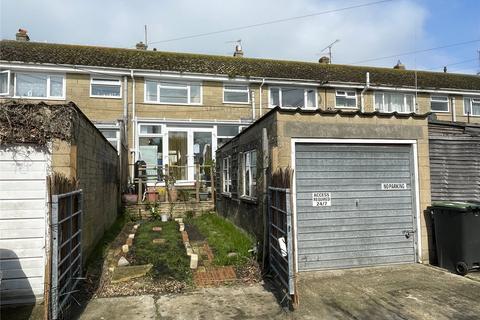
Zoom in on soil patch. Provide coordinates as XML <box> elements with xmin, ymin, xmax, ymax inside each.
<box><xmin>185</xmin><ymin>223</ymin><xmax>205</xmax><ymax>242</ymax></box>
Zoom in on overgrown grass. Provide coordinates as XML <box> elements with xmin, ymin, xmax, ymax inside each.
<box><xmin>188</xmin><ymin>213</ymin><xmax>254</xmax><ymax>266</ymax></box>
<box><xmin>86</xmin><ymin>213</ymin><xmax>128</xmax><ymax>268</ymax></box>
<box><xmin>132</xmin><ymin>221</ymin><xmax>191</xmax><ymax>282</ymax></box>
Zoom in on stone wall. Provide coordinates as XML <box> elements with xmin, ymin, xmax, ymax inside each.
<box><xmin>51</xmin><ymin>108</ymin><xmax>120</xmax><ymax>259</ymax></box>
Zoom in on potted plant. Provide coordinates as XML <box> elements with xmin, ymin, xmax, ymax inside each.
<box><xmin>157</xmin><ymin>186</ymin><xmax>167</xmax><ymax>202</ymax></box>
<box><xmin>164</xmin><ymin>174</ymin><xmax>177</xmax><ymax>203</ymax></box>
<box><xmin>122</xmin><ymin>183</ymin><xmax>138</xmax><ymax>204</ymax></box>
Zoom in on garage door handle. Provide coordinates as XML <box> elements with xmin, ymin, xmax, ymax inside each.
<box><xmin>402</xmin><ymin>230</ymin><xmax>416</xmax><ymax>239</ymax></box>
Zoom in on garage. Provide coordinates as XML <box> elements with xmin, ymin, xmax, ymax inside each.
<box><xmin>294</xmin><ymin>141</ymin><xmax>419</xmax><ymax>271</ymax></box>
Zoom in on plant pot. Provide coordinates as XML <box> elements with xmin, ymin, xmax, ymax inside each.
<box><xmin>199</xmin><ymin>192</ymin><xmax>209</xmax><ymax>201</ymax></box>
<box><xmin>158</xmin><ymin>193</ymin><xmax>166</xmax><ymax>202</ymax></box>
<box><xmin>168</xmin><ymin>187</ymin><xmax>178</xmax><ymax>202</ymax></box>
<box><xmin>147</xmin><ymin>191</ymin><xmax>158</xmax><ymax>202</ymax></box>
<box><xmin>161</xmin><ymin>214</ymin><xmax>169</xmax><ymax>222</ymax></box>
<box><xmin>122</xmin><ymin>193</ymin><xmax>138</xmax><ymax>204</ymax></box>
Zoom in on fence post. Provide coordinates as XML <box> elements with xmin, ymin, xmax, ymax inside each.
<box><xmin>210</xmin><ymin>165</ymin><xmax>215</xmax><ymax>201</ymax></box>
<box><xmin>195</xmin><ymin>164</ymin><xmax>200</xmax><ymax>202</ymax></box>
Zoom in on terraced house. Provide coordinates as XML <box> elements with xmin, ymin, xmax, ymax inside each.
<box><xmin>1</xmin><ymin>32</ymin><xmax>480</xmax><ymax>185</ymax></box>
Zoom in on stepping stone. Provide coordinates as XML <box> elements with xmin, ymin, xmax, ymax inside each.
<box><xmin>122</xmin><ymin>244</ymin><xmax>129</xmax><ymax>253</ymax></box>
<box><xmin>128</xmin><ymin>234</ymin><xmax>135</xmax><ymax>239</ymax></box>
<box><xmin>174</xmin><ymin>218</ymin><xmax>183</xmax><ymax>223</ymax></box>
<box><xmin>190</xmin><ymin>254</ymin><xmax>198</xmax><ymax>269</ymax></box>
<box><xmin>227</xmin><ymin>252</ymin><xmax>237</xmax><ymax>258</ymax></box>
<box><xmin>152</xmin><ymin>238</ymin><xmax>166</xmax><ymax>244</ymax></box>
<box><xmin>118</xmin><ymin>256</ymin><xmax>130</xmax><ymax>267</ymax></box>
<box><xmin>133</xmin><ymin>224</ymin><xmax>140</xmax><ymax>230</ymax></box>
<box><xmin>181</xmin><ymin>231</ymin><xmax>189</xmax><ymax>243</ymax></box>
<box><xmin>152</xmin><ymin>227</ymin><xmax>162</xmax><ymax>232</ymax></box>
<box><xmin>179</xmin><ymin>223</ymin><xmax>185</xmax><ymax>232</ymax></box>
<box><xmin>111</xmin><ymin>264</ymin><xmax>153</xmax><ymax>283</ymax></box>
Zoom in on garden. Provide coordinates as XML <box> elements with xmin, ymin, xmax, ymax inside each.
<box><xmin>83</xmin><ymin>211</ymin><xmax>261</xmax><ymax>298</ymax></box>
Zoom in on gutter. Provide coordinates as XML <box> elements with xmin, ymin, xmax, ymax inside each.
<box><xmin>360</xmin><ymin>72</ymin><xmax>370</xmax><ymax>113</ymax></box>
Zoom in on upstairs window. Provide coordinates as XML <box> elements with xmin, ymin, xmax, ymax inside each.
<box><xmin>464</xmin><ymin>97</ymin><xmax>480</xmax><ymax>116</ymax></box>
<box><xmin>91</xmin><ymin>77</ymin><xmax>121</xmax><ymax>98</ymax></box>
<box><xmin>374</xmin><ymin>92</ymin><xmax>415</xmax><ymax>113</ymax></box>
<box><xmin>243</xmin><ymin>150</ymin><xmax>257</xmax><ymax>198</ymax></box>
<box><xmin>223</xmin><ymin>84</ymin><xmax>250</xmax><ymax>104</ymax></box>
<box><xmin>98</xmin><ymin>128</ymin><xmax>120</xmax><ymax>150</ymax></box>
<box><xmin>222</xmin><ymin>157</ymin><xmax>232</xmax><ymax>193</ymax></box>
<box><xmin>15</xmin><ymin>73</ymin><xmax>65</xmax><ymax>99</ymax></box>
<box><xmin>430</xmin><ymin>95</ymin><xmax>449</xmax><ymax>112</ymax></box>
<box><xmin>0</xmin><ymin>70</ymin><xmax>10</xmax><ymax>95</ymax></box>
<box><xmin>270</xmin><ymin>87</ymin><xmax>316</xmax><ymax>109</ymax></box>
<box><xmin>145</xmin><ymin>80</ymin><xmax>201</xmax><ymax>105</ymax></box>
<box><xmin>335</xmin><ymin>90</ymin><xmax>357</xmax><ymax>108</ymax></box>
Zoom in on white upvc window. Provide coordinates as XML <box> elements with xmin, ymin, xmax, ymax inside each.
<box><xmin>374</xmin><ymin>91</ymin><xmax>415</xmax><ymax>113</ymax></box>
<box><xmin>98</xmin><ymin>127</ymin><xmax>120</xmax><ymax>151</ymax></box>
<box><xmin>144</xmin><ymin>80</ymin><xmax>202</xmax><ymax>105</ymax></box>
<box><xmin>242</xmin><ymin>150</ymin><xmax>257</xmax><ymax>198</ymax></box>
<box><xmin>269</xmin><ymin>87</ymin><xmax>317</xmax><ymax>109</ymax></box>
<box><xmin>335</xmin><ymin>90</ymin><xmax>357</xmax><ymax>108</ymax></box>
<box><xmin>464</xmin><ymin>97</ymin><xmax>480</xmax><ymax>116</ymax></box>
<box><xmin>0</xmin><ymin>70</ymin><xmax>10</xmax><ymax>95</ymax></box>
<box><xmin>90</xmin><ymin>77</ymin><xmax>122</xmax><ymax>98</ymax></box>
<box><xmin>222</xmin><ymin>156</ymin><xmax>232</xmax><ymax>193</ymax></box>
<box><xmin>223</xmin><ymin>84</ymin><xmax>250</xmax><ymax>104</ymax></box>
<box><xmin>14</xmin><ymin>72</ymin><xmax>65</xmax><ymax>99</ymax></box>
<box><xmin>430</xmin><ymin>95</ymin><xmax>449</xmax><ymax>113</ymax></box>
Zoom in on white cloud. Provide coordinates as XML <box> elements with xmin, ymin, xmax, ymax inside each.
<box><xmin>3</xmin><ymin>0</ymin><xmax>471</xmax><ymax>73</ymax></box>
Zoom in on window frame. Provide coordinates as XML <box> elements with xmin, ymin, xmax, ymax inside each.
<box><xmin>335</xmin><ymin>89</ymin><xmax>358</xmax><ymax>109</ymax></box>
<box><xmin>97</xmin><ymin>126</ymin><xmax>121</xmax><ymax>151</ymax></box>
<box><xmin>223</xmin><ymin>84</ymin><xmax>250</xmax><ymax>104</ymax></box>
<box><xmin>269</xmin><ymin>86</ymin><xmax>317</xmax><ymax>109</ymax></box>
<box><xmin>430</xmin><ymin>95</ymin><xmax>450</xmax><ymax>113</ymax></box>
<box><xmin>464</xmin><ymin>97</ymin><xmax>480</xmax><ymax>117</ymax></box>
<box><xmin>13</xmin><ymin>72</ymin><xmax>66</xmax><ymax>100</ymax></box>
<box><xmin>144</xmin><ymin>79</ymin><xmax>202</xmax><ymax>105</ymax></box>
<box><xmin>242</xmin><ymin>150</ymin><xmax>257</xmax><ymax>199</ymax></box>
<box><xmin>90</xmin><ymin>76</ymin><xmax>122</xmax><ymax>99</ymax></box>
<box><xmin>373</xmin><ymin>91</ymin><xmax>415</xmax><ymax>113</ymax></box>
<box><xmin>0</xmin><ymin>70</ymin><xmax>11</xmax><ymax>96</ymax></box>
<box><xmin>222</xmin><ymin>156</ymin><xmax>232</xmax><ymax>194</ymax></box>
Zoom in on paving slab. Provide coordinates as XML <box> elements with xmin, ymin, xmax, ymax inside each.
<box><xmin>79</xmin><ymin>295</ymin><xmax>155</xmax><ymax>320</ymax></box>
<box><xmin>293</xmin><ymin>264</ymin><xmax>480</xmax><ymax>320</ymax></box>
<box><xmin>156</xmin><ymin>284</ymin><xmax>286</xmax><ymax>320</ymax></box>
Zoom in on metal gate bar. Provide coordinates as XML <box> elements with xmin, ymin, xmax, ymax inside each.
<box><xmin>51</xmin><ymin>189</ymin><xmax>83</xmax><ymax>320</ymax></box>
<box><xmin>268</xmin><ymin>186</ymin><xmax>295</xmax><ymax>304</ymax></box>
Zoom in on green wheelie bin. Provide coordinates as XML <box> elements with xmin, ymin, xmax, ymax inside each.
<box><xmin>430</xmin><ymin>201</ymin><xmax>480</xmax><ymax>275</ymax></box>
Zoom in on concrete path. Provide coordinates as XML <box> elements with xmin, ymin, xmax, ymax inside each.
<box><xmin>76</xmin><ymin>265</ymin><xmax>480</xmax><ymax>320</ymax></box>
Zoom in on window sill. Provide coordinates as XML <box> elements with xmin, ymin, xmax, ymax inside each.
<box><xmin>143</xmin><ymin>101</ymin><xmax>202</xmax><ymax>106</ymax></box>
<box><xmin>12</xmin><ymin>96</ymin><xmax>66</xmax><ymax>101</ymax></box>
<box><xmin>240</xmin><ymin>196</ymin><xmax>257</xmax><ymax>204</ymax></box>
<box><xmin>223</xmin><ymin>101</ymin><xmax>251</xmax><ymax>105</ymax></box>
<box><xmin>464</xmin><ymin>114</ymin><xmax>480</xmax><ymax>117</ymax></box>
<box><xmin>90</xmin><ymin>95</ymin><xmax>122</xmax><ymax>99</ymax></box>
<box><xmin>334</xmin><ymin>106</ymin><xmax>359</xmax><ymax>109</ymax></box>
<box><xmin>431</xmin><ymin>110</ymin><xmax>450</xmax><ymax>113</ymax></box>
<box><xmin>221</xmin><ymin>192</ymin><xmax>232</xmax><ymax>198</ymax></box>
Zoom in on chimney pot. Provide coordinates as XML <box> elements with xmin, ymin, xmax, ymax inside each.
<box><xmin>136</xmin><ymin>41</ymin><xmax>147</xmax><ymax>50</ymax></box>
<box><xmin>16</xmin><ymin>28</ymin><xmax>30</xmax><ymax>42</ymax></box>
<box><xmin>393</xmin><ymin>60</ymin><xmax>406</xmax><ymax>70</ymax></box>
<box><xmin>319</xmin><ymin>56</ymin><xmax>330</xmax><ymax>64</ymax></box>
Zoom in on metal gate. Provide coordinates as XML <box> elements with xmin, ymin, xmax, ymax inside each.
<box><xmin>51</xmin><ymin>190</ymin><xmax>83</xmax><ymax>320</ymax></box>
<box><xmin>295</xmin><ymin>143</ymin><xmax>417</xmax><ymax>271</ymax></box>
<box><xmin>268</xmin><ymin>187</ymin><xmax>296</xmax><ymax>305</ymax></box>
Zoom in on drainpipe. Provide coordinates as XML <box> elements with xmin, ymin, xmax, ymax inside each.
<box><xmin>130</xmin><ymin>69</ymin><xmax>136</xmax><ymax>179</ymax></box>
<box><xmin>123</xmin><ymin>76</ymin><xmax>128</xmax><ymax>141</ymax></box>
<box><xmin>251</xmin><ymin>90</ymin><xmax>256</xmax><ymax>120</ymax></box>
<box><xmin>451</xmin><ymin>96</ymin><xmax>456</xmax><ymax>122</ymax></box>
<box><xmin>360</xmin><ymin>72</ymin><xmax>370</xmax><ymax>113</ymax></box>
<box><xmin>259</xmin><ymin>78</ymin><xmax>265</xmax><ymax>115</ymax></box>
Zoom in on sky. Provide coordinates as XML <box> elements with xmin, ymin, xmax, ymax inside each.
<box><xmin>1</xmin><ymin>0</ymin><xmax>479</xmax><ymax>74</ymax></box>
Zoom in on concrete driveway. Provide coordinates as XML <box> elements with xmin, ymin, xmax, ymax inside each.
<box><xmin>293</xmin><ymin>264</ymin><xmax>480</xmax><ymax>320</ymax></box>
<box><xmin>76</xmin><ymin>264</ymin><xmax>480</xmax><ymax>320</ymax></box>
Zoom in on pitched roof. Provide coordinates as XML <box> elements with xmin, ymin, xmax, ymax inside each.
<box><xmin>1</xmin><ymin>40</ymin><xmax>480</xmax><ymax>91</ymax></box>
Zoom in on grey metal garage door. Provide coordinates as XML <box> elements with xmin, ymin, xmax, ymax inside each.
<box><xmin>295</xmin><ymin>143</ymin><xmax>417</xmax><ymax>271</ymax></box>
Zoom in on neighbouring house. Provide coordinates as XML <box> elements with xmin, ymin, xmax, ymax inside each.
<box><xmin>1</xmin><ymin>31</ymin><xmax>480</xmax><ymax>189</ymax></box>
<box><xmin>216</xmin><ymin>107</ymin><xmax>431</xmax><ymax>278</ymax></box>
<box><xmin>0</xmin><ymin>101</ymin><xmax>120</xmax><ymax>307</ymax></box>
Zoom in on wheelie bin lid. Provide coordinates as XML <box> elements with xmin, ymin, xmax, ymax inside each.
<box><xmin>431</xmin><ymin>201</ymin><xmax>480</xmax><ymax>211</ymax></box>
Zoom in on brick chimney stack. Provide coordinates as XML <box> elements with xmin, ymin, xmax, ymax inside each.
<box><xmin>16</xmin><ymin>29</ymin><xmax>30</xmax><ymax>42</ymax></box>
